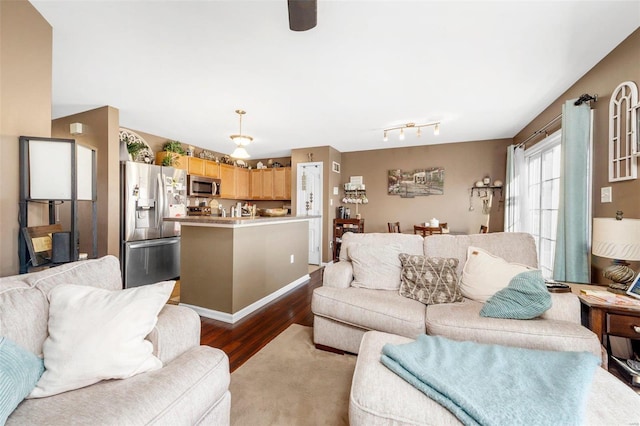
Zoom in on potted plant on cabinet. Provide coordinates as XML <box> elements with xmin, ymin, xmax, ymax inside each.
<box><xmin>158</xmin><ymin>140</ymin><xmax>186</xmax><ymax>166</ymax></box>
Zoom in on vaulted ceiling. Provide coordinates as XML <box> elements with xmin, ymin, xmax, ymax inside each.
<box><xmin>31</xmin><ymin>1</ymin><xmax>640</xmax><ymax>158</ymax></box>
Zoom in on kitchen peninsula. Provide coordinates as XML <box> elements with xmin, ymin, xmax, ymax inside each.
<box><xmin>165</xmin><ymin>215</ymin><xmax>315</xmax><ymax>323</ymax></box>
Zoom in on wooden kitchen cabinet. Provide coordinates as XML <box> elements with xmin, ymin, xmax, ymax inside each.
<box><xmin>285</xmin><ymin>167</ymin><xmax>291</xmax><ymax>200</ymax></box>
<box><xmin>219</xmin><ymin>164</ymin><xmax>236</xmax><ymax>198</ymax></box>
<box><xmin>273</xmin><ymin>167</ymin><xmax>290</xmax><ymax>200</ymax></box>
<box><xmin>262</xmin><ymin>169</ymin><xmax>274</xmax><ymax>200</ymax></box>
<box><xmin>250</xmin><ymin>169</ymin><xmax>263</xmax><ymax>199</ymax></box>
<box><xmin>235</xmin><ymin>168</ymin><xmax>250</xmax><ymax>199</ymax></box>
<box><xmin>187</xmin><ymin>157</ymin><xmax>206</xmax><ymax>176</ymax></box>
<box><xmin>250</xmin><ymin>169</ymin><xmax>273</xmax><ymax>200</ymax></box>
<box><xmin>204</xmin><ymin>161</ymin><xmax>219</xmax><ymax>178</ymax></box>
<box><xmin>155</xmin><ymin>152</ymin><xmax>188</xmax><ymax>171</ymax></box>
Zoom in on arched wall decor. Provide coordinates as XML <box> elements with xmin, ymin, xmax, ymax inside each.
<box><xmin>119</xmin><ymin>128</ymin><xmax>154</xmax><ymax>163</ymax></box>
<box><xmin>608</xmin><ymin>81</ymin><xmax>638</xmax><ymax>182</ymax></box>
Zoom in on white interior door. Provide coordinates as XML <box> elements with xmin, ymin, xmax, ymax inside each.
<box><xmin>297</xmin><ymin>162</ymin><xmax>322</xmax><ymax>265</ymax></box>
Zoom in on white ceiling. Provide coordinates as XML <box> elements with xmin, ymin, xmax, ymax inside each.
<box><xmin>31</xmin><ymin>1</ymin><xmax>639</xmax><ymax>159</ymax></box>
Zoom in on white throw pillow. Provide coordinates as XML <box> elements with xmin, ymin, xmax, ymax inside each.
<box><xmin>461</xmin><ymin>246</ymin><xmax>532</xmax><ymax>302</ymax></box>
<box><xmin>29</xmin><ymin>281</ymin><xmax>175</xmax><ymax>398</ymax></box>
<box><xmin>349</xmin><ymin>243</ymin><xmax>402</xmax><ymax>290</ymax></box>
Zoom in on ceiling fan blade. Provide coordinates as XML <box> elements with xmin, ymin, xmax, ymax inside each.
<box><xmin>288</xmin><ymin>0</ymin><xmax>317</xmax><ymax>31</ymax></box>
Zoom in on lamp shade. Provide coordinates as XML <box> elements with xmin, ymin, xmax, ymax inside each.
<box><xmin>231</xmin><ymin>146</ymin><xmax>250</xmax><ymax>159</ymax></box>
<box><xmin>592</xmin><ymin>218</ymin><xmax>640</xmax><ymax>260</ymax></box>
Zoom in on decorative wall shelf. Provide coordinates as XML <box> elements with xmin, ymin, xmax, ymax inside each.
<box><xmin>470</xmin><ymin>186</ymin><xmax>503</xmax><ymax>197</ymax></box>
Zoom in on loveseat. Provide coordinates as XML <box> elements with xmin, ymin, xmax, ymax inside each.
<box><xmin>312</xmin><ymin>232</ymin><xmax>640</xmax><ymax>425</ymax></box>
<box><xmin>0</xmin><ymin>255</ymin><xmax>231</xmax><ymax>425</ymax></box>
<box><xmin>312</xmin><ymin>232</ymin><xmax>602</xmax><ymax>357</ymax></box>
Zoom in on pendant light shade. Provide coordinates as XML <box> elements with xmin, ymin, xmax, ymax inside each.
<box><xmin>231</xmin><ymin>146</ymin><xmax>250</xmax><ymax>159</ymax></box>
<box><xmin>229</xmin><ymin>109</ymin><xmax>253</xmax><ymax>158</ymax></box>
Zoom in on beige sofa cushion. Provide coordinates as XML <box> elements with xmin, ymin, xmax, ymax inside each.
<box><xmin>9</xmin><ymin>346</ymin><xmax>230</xmax><ymax>425</ymax></box>
<box><xmin>424</xmin><ymin>233</ymin><xmax>538</xmax><ymax>277</ymax></box>
<box><xmin>0</xmin><ymin>282</ymin><xmax>48</xmax><ymax>356</ymax></box>
<box><xmin>312</xmin><ymin>286</ymin><xmax>426</xmax><ymax>339</ymax></box>
<box><xmin>350</xmin><ymin>243</ymin><xmax>403</xmax><ymax>290</ymax></box>
<box><xmin>340</xmin><ymin>232</ymin><xmax>423</xmax><ymax>262</ymax></box>
<box><xmin>425</xmin><ymin>299</ymin><xmax>602</xmax><ymax>358</ymax></box>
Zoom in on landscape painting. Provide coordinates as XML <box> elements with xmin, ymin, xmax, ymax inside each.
<box><xmin>388</xmin><ymin>168</ymin><xmax>445</xmax><ymax>197</ymax></box>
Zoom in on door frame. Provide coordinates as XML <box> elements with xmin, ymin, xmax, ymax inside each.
<box><xmin>296</xmin><ymin>162</ymin><xmax>323</xmax><ymax>265</ymax></box>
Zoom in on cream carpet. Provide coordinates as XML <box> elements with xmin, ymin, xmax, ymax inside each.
<box><xmin>229</xmin><ymin>324</ymin><xmax>357</xmax><ymax>426</ymax></box>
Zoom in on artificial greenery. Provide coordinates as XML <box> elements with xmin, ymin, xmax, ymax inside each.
<box><xmin>162</xmin><ymin>140</ymin><xmax>186</xmax><ymax>154</ymax></box>
<box><xmin>124</xmin><ymin>135</ymin><xmax>147</xmax><ymax>158</ymax></box>
<box><xmin>161</xmin><ymin>154</ymin><xmax>178</xmax><ymax>166</ymax></box>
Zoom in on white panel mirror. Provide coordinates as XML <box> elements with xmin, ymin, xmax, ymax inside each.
<box><xmin>76</xmin><ymin>144</ymin><xmax>95</xmax><ymax>201</ymax></box>
<box><xmin>608</xmin><ymin>81</ymin><xmax>638</xmax><ymax>182</ymax></box>
<box><xmin>29</xmin><ymin>140</ymin><xmax>72</xmax><ymax>199</ymax></box>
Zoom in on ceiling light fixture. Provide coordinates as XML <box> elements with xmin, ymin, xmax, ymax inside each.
<box><xmin>383</xmin><ymin>121</ymin><xmax>441</xmax><ymax>141</ymax></box>
<box><xmin>230</xmin><ymin>109</ymin><xmax>253</xmax><ymax>158</ymax></box>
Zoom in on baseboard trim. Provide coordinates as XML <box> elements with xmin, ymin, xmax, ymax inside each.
<box><xmin>180</xmin><ymin>274</ymin><xmax>310</xmax><ymax>324</ymax></box>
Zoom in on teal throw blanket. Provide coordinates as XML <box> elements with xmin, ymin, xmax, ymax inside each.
<box><xmin>381</xmin><ymin>335</ymin><xmax>600</xmax><ymax>426</ymax></box>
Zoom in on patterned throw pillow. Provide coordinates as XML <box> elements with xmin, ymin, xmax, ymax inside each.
<box><xmin>399</xmin><ymin>254</ymin><xmax>463</xmax><ymax>305</ymax></box>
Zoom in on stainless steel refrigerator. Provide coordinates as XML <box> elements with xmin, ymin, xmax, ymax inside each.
<box><xmin>121</xmin><ymin>161</ymin><xmax>187</xmax><ymax>288</ymax></box>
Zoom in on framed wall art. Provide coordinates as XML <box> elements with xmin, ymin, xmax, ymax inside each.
<box><xmin>388</xmin><ymin>167</ymin><xmax>445</xmax><ymax>197</ymax></box>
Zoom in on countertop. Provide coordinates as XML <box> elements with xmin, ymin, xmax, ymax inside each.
<box><xmin>165</xmin><ymin>215</ymin><xmax>320</xmax><ymax>227</ymax></box>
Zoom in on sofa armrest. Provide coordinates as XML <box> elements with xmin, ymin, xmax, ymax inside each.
<box><xmin>541</xmin><ymin>292</ymin><xmax>581</xmax><ymax>324</ymax></box>
<box><xmin>322</xmin><ymin>262</ymin><xmax>354</xmax><ymax>289</ymax></box>
<box><xmin>146</xmin><ymin>304</ymin><xmax>201</xmax><ymax>364</ymax></box>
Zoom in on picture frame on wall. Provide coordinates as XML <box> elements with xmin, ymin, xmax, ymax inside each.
<box><xmin>332</xmin><ymin>161</ymin><xmax>341</xmax><ymax>173</ymax></box>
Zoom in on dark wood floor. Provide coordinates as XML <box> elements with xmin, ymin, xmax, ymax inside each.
<box><xmin>200</xmin><ymin>267</ymin><xmax>323</xmax><ymax>372</ymax></box>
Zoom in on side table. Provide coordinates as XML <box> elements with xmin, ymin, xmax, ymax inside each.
<box><xmin>577</xmin><ymin>291</ymin><xmax>640</xmax><ymax>388</ymax></box>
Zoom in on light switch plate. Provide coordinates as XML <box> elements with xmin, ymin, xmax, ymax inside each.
<box><xmin>333</xmin><ymin>187</ymin><xmax>339</xmax><ymax>195</ymax></box>
<box><xmin>601</xmin><ymin>186</ymin><xmax>612</xmax><ymax>203</ymax></box>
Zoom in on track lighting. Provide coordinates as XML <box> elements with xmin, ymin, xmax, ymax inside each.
<box><xmin>383</xmin><ymin>121</ymin><xmax>441</xmax><ymax>141</ymax></box>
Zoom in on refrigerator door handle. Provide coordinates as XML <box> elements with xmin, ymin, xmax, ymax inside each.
<box><xmin>128</xmin><ymin>238</ymin><xmax>179</xmax><ymax>249</ymax></box>
<box><xmin>156</xmin><ymin>173</ymin><xmax>164</xmax><ymax>234</ymax></box>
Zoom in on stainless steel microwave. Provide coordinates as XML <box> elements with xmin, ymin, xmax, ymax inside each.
<box><xmin>187</xmin><ymin>175</ymin><xmax>221</xmax><ymax>197</ymax></box>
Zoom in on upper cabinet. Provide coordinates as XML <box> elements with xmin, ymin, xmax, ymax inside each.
<box><xmin>250</xmin><ymin>167</ymin><xmax>291</xmax><ymax>201</ymax></box>
<box><xmin>219</xmin><ymin>164</ymin><xmax>236</xmax><ymax>198</ymax></box>
<box><xmin>273</xmin><ymin>167</ymin><xmax>288</xmax><ymax>200</ymax></box>
<box><xmin>187</xmin><ymin>157</ymin><xmax>206</xmax><ymax>176</ymax></box>
<box><xmin>235</xmin><ymin>167</ymin><xmax>250</xmax><ymax>199</ymax></box>
<box><xmin>204</xmin><ymin>161</ymin><xmax>219</xmax><ymax>178</ymax></box>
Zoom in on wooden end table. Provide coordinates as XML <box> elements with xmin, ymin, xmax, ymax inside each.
<box><xmin>577</xmin><ymin>290</ymin><xmax>640</xmax><ymax>388</ymax></box>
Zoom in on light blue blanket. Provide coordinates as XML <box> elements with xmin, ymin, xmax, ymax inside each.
<box><xmin>381</xmin><ymin>335</ymin><xmax>600</xmax><ymax>426</ymax></box>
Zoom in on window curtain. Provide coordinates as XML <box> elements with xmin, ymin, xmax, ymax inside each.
<box><xmin>504</xmin><ymin>145</ymin><xmax>526</xmax><ymax>232</ymax></box>
<box><xmin>553</xmin><ymin>100</ymin><xmax>592</xmax><ymax>283</ymax></box>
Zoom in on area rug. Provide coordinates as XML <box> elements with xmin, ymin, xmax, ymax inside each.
<box><xmin>229</xmin><ymin>324</ymin><xmax>357</xmax><ymax>426</ymax></box>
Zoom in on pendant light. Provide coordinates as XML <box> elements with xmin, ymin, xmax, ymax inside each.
<box><xmin>230</xmin><ymin>109</ymin><xmax>253</xmax><ymax>158</ymax></box>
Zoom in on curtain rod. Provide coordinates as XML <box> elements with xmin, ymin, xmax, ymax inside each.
<box><xmin>514</xmin><ymin>93</ymin><xmax>597</xmax><ymax>150</ymax></box>
<box><xmin>515</xmin><ymin>114</ymin><xmax>562</xmax><ymax>149</ymax></box>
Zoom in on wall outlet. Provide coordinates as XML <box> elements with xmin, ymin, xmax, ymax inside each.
<box><xmin>290</xmin><ymin>254</ymin><xmax>294</xmax><ymax>264</ymax></box>
<box><xmin>601</xmin><ymin>186</ymin><xmax>612</xmax><ymax>203</ymax></box>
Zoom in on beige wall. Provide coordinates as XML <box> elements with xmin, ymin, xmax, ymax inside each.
<box><xmin>514</xmin><ymin>28</ymin><xmax>640</xmax><ymax>283</ymax></box>
<box><xmin>0</xmin><ymin>0</ymin><xmax>52</xmax><ymax>276</ymax></box>
<box><xmin>341</xmin><ymin>139</ymin><xmax>512</xmax><ymax>235</ymax></box>
<box><xmin>52</xmin><ymin>106</ymin><xmax>121</xmax><ymax>258</ymax></box>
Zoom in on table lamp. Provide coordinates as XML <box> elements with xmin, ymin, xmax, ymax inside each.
<box><xmin>592</xmin><ymin>213</ymin><xmax>640</xmax><ymax>294</ymax></box>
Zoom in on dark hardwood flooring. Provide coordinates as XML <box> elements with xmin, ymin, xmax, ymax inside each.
<box><xmin>200</xmin><ymin>267</ymin><xmax>323</xmax><ymax>372</ymax></box>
